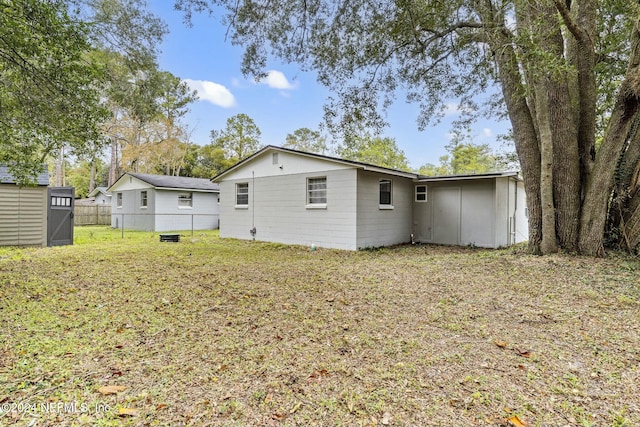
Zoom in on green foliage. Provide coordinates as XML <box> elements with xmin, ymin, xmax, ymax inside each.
<box><xmin>187</xmin><ymin>143</ymin><xmax>236</xmax><ymax>178</ymax></box>
<box><xmin>210</xmin><ymin>113</ymin><xmax>263</xmax><ymax>162</ymax></box>
<box><xmin>338</xmin><ymin>136</ymin><xmax>410</xmax><ymax>171</ymax></box>
<box><xmin>66</xmin><ymin>159</ymin><xmax>107</xmax><ymax>198</ymax></box>
<box><xmin>0</xmin><ymin>0</ymin><xmax>108</xmax><ymax>185</ymax></box>
<box><xmin>284</xmin><ymin>127</ymin><xmax>329</xmax><ymax>154</ymax></box>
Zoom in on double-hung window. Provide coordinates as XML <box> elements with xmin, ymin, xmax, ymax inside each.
<box><xmin>379</xmin><ymin>179</ymin><xmax>392</xmax><ymax>208</ymax></box>
<box><xmin>307</xmin><ymin>177</ymin><xmax>327</xmax><ymax>207</ymax></box>
<box><xmin>116</xmin><ymin>193</ymin><xmax>122</xmax><ymax>208</ymax></box>
<box><xmin>140</xmin><ymin>191</ymin><xmax>148</xmax><ymax>208</ymax></box>
<box><xmin>236</xmin><ymin>183</ymin><xmax>249</xmax><ymax>207</ymax></box>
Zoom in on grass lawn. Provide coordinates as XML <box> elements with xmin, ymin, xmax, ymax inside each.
<box><xmin>1</xmin><ymin>226</ymin><xmax>639</xmax><ymax>426</ymax></box>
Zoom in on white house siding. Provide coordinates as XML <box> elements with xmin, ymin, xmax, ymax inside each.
<box><xmin>515</xmin><ymin>180</ymin><xmax>528</xmax><ymax>243</ymax></box>
<box><xmin>0</xmin><ymin>185</ymin><xmax>47</xmax><ymax>246</ymax></box>
<box><xmin>111</xmin><ymin>188</ymin><xmax>156</xmax><ymax>231</ymax></box>
<box><xmin>153</xmin><ymin>190</ymin><xmax>219</xmax><ymax>232</ymax></box>
<box><xmin>355</xmin><ymin>170</ymin><xmax>414</xmax><ymax>249</ymax></box>
<box><xmin>413</xmin><ymin>179</ymin><xmax>498</xmax><ymax>248</ymax></box>
<box><xmin>219</xmin><ymin>168</ymin><xmax>358</xmax><ymax>250</ymax></box>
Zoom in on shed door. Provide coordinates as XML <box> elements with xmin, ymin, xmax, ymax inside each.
<box><xmin>432</xmin><ymin>187</ymin><xmax>460</xmax><ymax>245</ymax></box>
<box><xmin>48</xmin><ymin>187</ymin><xmax>75</xmax><ymax>246</ymax></box>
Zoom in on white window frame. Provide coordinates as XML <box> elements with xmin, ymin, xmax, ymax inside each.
<box><xmin>306</xmin><ymin>176</ymin><xmax>327</xmax><ymax>209</ymax></box>
<box><xmin>116</xmin><ymin>192</ymin><xmax>123</xmax><ymax>208</ymax></box>
<box><xmin>379</xmin><ymin>179</ymin><xmax>393</xmax><ymax>209</ymax></box>
<box><xmin>236</xmin><ymin>183</ymin><xmax>249</xmax><ymax>208</ymax></box>
<box><xmin>178</xmin><ymin>192</ymin><xmax>193</xmax><ymax>209</ymax></box>
<box><xmin>140</xmin><ymin>190</ymin><xmax>148</xmax><ymax>208</ymax></box>
<box><xmin>415</xmin><ymin>185</ymin><xmax>428</xmax><ymax>202</ymax></box>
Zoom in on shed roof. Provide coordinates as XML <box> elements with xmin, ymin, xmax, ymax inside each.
<box><xmin>109</xmin><ymin>173</ymin><xmax>219</xmax><ymax>192</ymax></box>
<box><xmin>0</xmin><ymin>166</ymin><xmax>49</xmax><ymax>186</ymax></box>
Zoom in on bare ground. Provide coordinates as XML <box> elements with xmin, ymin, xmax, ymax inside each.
<box><xmin>1</xmin><ymin>228</ymin><xmax>639</xmax><ymax>426</ymax></box>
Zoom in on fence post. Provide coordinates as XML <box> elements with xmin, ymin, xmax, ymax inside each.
<box><xmin>191</xmin><ymin>214</ymin><xmax>194</xmax><ymax>237</ymax></box>
<box><xmin>121</xmin><ymin>213</ymin><xmax>124</xmax><ymax>239</ymax></box>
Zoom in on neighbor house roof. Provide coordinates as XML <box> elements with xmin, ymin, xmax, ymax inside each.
<box><xmin>0</xmin><ymin>166</ymin><xmax>49</xmax><ymax>186</ymax></box>
<box><xmin>88</xmin><ymin>186</ymin><xmax>110</xmax><ymax>197</ymax></box>
<box><xmin>108</xmin><ymin>172</ymin><xmax>219</xmax><ymax>192</ymax></box>
<box><xmin>212</xmin><ymin>145</ymin><xmax>420</xmax><ymax>181</ymax></box>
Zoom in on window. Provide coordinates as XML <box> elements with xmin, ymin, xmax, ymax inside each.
<box><xmin>272</xmin><ymin>152</ymin><xmax>279</xmax><ymax>164</ymax></box>
<box><xmin>178</xmin><ymin>192</ymin><xmax>193</xmax><ymax>208</ymax></box>
<box><xmin>50</xmin><ymin>196</ymin><xmax>72</xmax><ymax>207</ymax></box>
<box><xmin>415</xmin><ymin>185</ymin><xmax>428</xmax><ymax>202</ymax></box>
<box><xmin>140</xmin><ymin>190</ymin><xmax>148</xmax><ymax>208</ymax></box>
<box><xmin>117</xmin><ymin>193</ymin><xmax>123</xmax><ymax>208</ymax></box>
<box><xmin>379</xmin><ymin>179</ymin><xmax>392</xmax><ymax>207</ymax></box>
<box><xmin>236</xmin><ymin>183</ymin><xmax>249</xmax><ymax>206</ymax></box>
<box><xmin>307</xmin><ymin>177</ymin><xmax>327</xmax><ymax>205</ymax></box>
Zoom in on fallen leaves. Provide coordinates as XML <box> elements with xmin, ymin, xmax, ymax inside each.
<box><xmin>507</xmin><ymin>415</ymin><xmax>529</xmax><ymax>427</ymax></box>
<box><xmin>117</xmin><ymin>407</ymin><xmax>138</xmax><ymax>417</ymax></box>
<box><xmin>97</xmin><ymin>385</ymin><xmax>125</xmax><ymax>395</ymax></box>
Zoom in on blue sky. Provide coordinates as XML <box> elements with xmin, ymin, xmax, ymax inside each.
<box><xmin>147</xmin><ymin>1</ymin><xmax>510</xmax><ymax>169</ymax></box>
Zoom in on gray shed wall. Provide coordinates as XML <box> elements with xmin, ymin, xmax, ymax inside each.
<box><xmin>111</xmin><ymin>188</ymin><xmax>156</xmax><ymax>231</ymax></box>
<box><xmin>153</xmin><ymin>190</ymin><xmax>219</xmax><ymax>232</ymax></box>
<box><xmin>0</xmin><ymin>184</ymin><xmax>47</xmax><ymax>246</ymax></box>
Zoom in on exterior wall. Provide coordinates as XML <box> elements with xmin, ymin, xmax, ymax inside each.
<box><xmin>95</xmin><ymin>193</ymin><xmax>111</xmax><ymax>205</ymax></box>
<box><xmin>515</xmin><ymin>180</ymin><xmax>529</xmax><ymax>243</ymax></box>
<box><xmin>413</xmin><ymin>179</ymin><xmax>498</xmax><ymax>248</ymax></box>
<box><xmin>219</xmin><ymin>168</ymin><xmax>358</xmax><ymax>250</ymax></box>
<box><xmin>153</xmin><ymin>190</ymin><xmax>219</xmax><ymax>232</ymax></box>
<box><xmin>111</xmin><ymin>188</ymin><xmax>156</xmax><ymax>231</ymax></box>
<box><xmin>0</xmin><ymin>184</ymin><xmax>47</xmax><ymax>246</ymax></box>
<box><xmin>494</xmin><ymin>177</ymin><xmax>510</xmax><ymax>247</ymax></box>
<box><xmin>355</xmin><ymin>170</ymin><xmax>413</xmax><ymax>249</ymax></box>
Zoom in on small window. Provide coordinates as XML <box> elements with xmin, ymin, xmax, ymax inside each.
<box><xmin>140</xmin><ymin>190</ymin><xmax>148</xmax><ymax>208</ymax></box>
<box><xmin>236</xmin><ymin>183</ymin><xmax>249</xmax><ymax>206</ymax></box>
<box><xmin>307</xmin><ymin>177</ymin><xmax>327</xmax><ymax>205</ymax></box>
<box><xmin>50</xmin><ymin>196</ymin><xmax>72</xmax><ymax>207</ymax></box>
<box><xmin>116</xmin><ymin>193</ymin><xmax>123</xmax><ymax>208</ymax></box>
<box><xmin>178</xmin><ymin>192</ymin><xmax>193</xmax><ymax>208</ymax></box>
<box><xmin>272</xmin><ymin>152</ymin><xmax>279</xmax><ymax>165</ymax></box>
<box><xmin>415</xmin><ymin>185</ymin><xmax>428</xmax><ymax>202</ymax></box>
<box><xmin>379</xmin><ymin>179</ymin><xmax>392</xmax><ymax>206</ymax></box>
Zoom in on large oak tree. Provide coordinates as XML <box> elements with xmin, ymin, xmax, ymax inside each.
<box><xmin>176</xmin><ymin>0</ymin><xmax>640</xmax><ymax>255</ymax></box>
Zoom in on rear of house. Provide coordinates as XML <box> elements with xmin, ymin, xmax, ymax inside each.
<box><xmin>214</xmin><ymin>146</ymin><xmax>528</xmax><ymax>250</ymax></box>
<box><xmin>215</xmin><ymin>147</ymin><xmax>416</xmax><ymax>250</ymax></box>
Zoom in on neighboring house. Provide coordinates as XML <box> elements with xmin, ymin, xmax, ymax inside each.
<box><xmin>87</xmin><ymin>187</ymin><xmax>112</xmax><ymax>205</ymax></box>
<box><xmin>213</xmin><ymin>145</ymin><xmax>528</xmax><ymax>250</ymax></box>
<box><xmin>0</xmin><ymin>167</ymin><xmax>49</xmax><ymax>247</ymax></box>
<box><xmin>108</xmin><ymin>173</ymin><xmax>220</xmax><ymax>232</ymax></box>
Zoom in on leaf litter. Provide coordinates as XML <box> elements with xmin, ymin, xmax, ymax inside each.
<box><xmin>0</xmin><ymin>227</ymin><xmax>639</xmax><ymax>426</ymax></box>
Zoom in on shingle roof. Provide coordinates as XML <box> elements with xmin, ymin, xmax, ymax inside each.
<box><xmin>0</xmin><ymin>166</ymin><xmax>49</xmax><ymax>186</ymax></box>
<box><xmin>127</xmin><ymin>173</ymin><xmax>219</xmax><ymax>191</ymax></box>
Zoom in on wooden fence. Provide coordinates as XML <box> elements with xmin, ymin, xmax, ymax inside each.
<box><xmin>74</xmin><ymin>205</ymin><xmax>111</xmax><ymax>226</ymax></box>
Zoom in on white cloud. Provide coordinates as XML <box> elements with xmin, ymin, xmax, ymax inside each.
<box><xmin>443</xmin><ymin>103</ymin><xmax>461</xmax><ymax>117</ymax></box>
<box><xmin>259</xmin><ymin>70</ymin><xmax>298</xmax><ymax>90</ymax></box>
<box><xmin>184</xmin><ymin>79</ymin><xmax>236</xmax><ymax>108</ymax></box>
<box><xmin>483</xmin><ymin>128</ymin><xmax>493</xmax><ymax>137</ymax></box>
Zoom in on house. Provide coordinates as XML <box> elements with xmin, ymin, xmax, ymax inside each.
<box><xmin>213</xmin><ymin>146</ymin><xmax>528</xmax><ymax>250</ymax></box>
<box><xmin>87</xmin><ymin>187</ymin><xmax>112</xmax><ymax>205</ymax></box>
<box><xmin>108</xmin><ymin>173</ymin><xmax>220</xmax><ymax>232</ymax></box>
<box><xmin>0</xmin><ymin>166</ymin><xmax>49</xmax><ymax>247</ymax></box>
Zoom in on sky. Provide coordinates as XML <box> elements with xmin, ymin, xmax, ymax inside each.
<box><xmin>146</xmin><ymin>1</ymin><xmax>511</xmax><ymax>170</ymax></box>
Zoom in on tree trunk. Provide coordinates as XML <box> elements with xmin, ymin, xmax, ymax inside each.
<box><xmin>489</xmin><ymin>24</ymin><xmax>543</xmax><ymax>253</ymax></box>
<box><xmin>55</xmin><ymin>146</ymin><xmax>64</xmax><ymax>187</ymax></box>
<box><xmin>89</xmin><ymin>157</ymin><xmax>96</xmax><ymax>194</ymax></box>
<box><xmin>579</xmin><ymin>17</ymin><xmax>640</xmax><ymax>256</ymax></box>
<box><xmin>109</xmin><ymin>137</ymin><xmax>118</xmax><ymax>187</ymax></box>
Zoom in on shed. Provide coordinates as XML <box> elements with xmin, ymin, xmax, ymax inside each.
<box><xmin>87</xmin><ymin>187</ymin><xmax>112</xmax><ymax>205</ymax></box>
<box><xmin>213</xmin><ymin>146</ymin><xmax>528</xmax><ymax>250</ymax></box>
<box><xmin>0</xmin><ymin>167</ymin><xmax>49</xmax><ymax>247</ymax></box>
<box><xmin>108</xmin><ymin>173</ymin><xmax>220</xmax><ymax>232</ymax></box>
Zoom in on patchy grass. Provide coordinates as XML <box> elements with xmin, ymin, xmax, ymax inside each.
<box><xmin>1</xmin><ymin>226</ymin><xmax>639</xmax><ymax>426</ymax></box>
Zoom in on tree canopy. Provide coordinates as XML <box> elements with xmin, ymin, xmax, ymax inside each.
<box><xmin>177</xmin><ymin>0</ymin><xmax>640</xmax><ymax>256</ymax></box>
<box><xmin>210</xmin><ymin>113</ymin><xmax>263</xmax><ymax>162</ymax></box>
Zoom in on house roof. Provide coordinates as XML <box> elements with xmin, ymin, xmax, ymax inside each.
<box><xmin>109</xmin><ymin>172</ymin><xmax>220</xmax><ymax>192</ymax></box>
<box><xmin>88</xmin><ymin>186</ymin><xmax>110</xmax><ymax>197</ymax></box>
<box><xmin>0</xmin><ymin>166</ymin><xmax>49</xmax><ymax>186</ymax></box>
<box><xmin>416</xmin><ymin>171</ymin><xmax>522</xmax><ymax>182</ymax></box>
<box><xmin>213</xmin><ymin>145</ymin><xmax>420</xmax><ymax>181</ymax></box>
